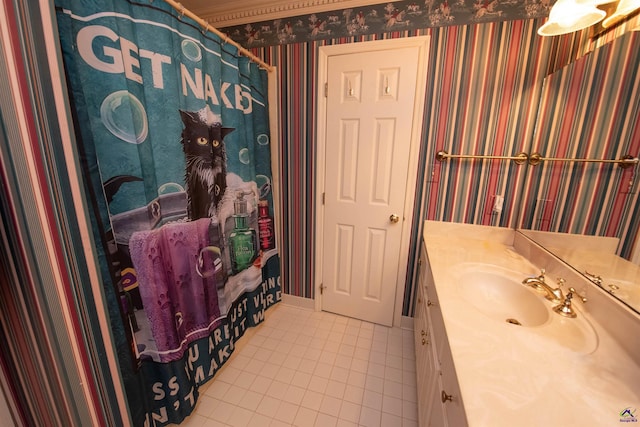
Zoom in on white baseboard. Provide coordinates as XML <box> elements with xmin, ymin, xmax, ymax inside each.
<box><xmin>281</xmin><ymin>293</ymin><xmax>316</xmax><ymax>310</ymax></box>
<box><xmin>400</xmin><ymin>316</ymin><xmax>414</xmax><ymax>330</ymax></box>
<box><xmin>279</xmin><ymin>295</ymin><xmax>414</xmax><ymax>330</ymax></box>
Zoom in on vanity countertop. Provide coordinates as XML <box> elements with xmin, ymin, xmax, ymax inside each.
<box><xmin>422</xmin><ymin>221</ymin><xmax>640</xmax><ymax>427</ymax></box>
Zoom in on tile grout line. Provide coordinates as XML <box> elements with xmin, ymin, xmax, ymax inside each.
<box><xmin>175</xmin><ymin>303</ymin><xmax>418</xmax><ymax>427</ymax></box>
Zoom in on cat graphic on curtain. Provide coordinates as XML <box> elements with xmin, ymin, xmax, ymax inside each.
<box><xmin>179</xmin><ymin>105</ymin><xmax>260</xmax><ymax>277</ymax></box>
<box><xmin>179</xmin><ymin>108</ymin><xmax>234</xmax><ymax>220</ymax></box>
<box><xmin>129</xmin><ymin>106</ymin><xmax>261</xmax><ymax>362</ymax></box>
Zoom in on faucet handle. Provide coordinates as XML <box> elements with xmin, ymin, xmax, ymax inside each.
<box><xmin>553</xmin><ymin>286</ymin><xmax>587</xmax><ymax>318</ymax></box>
<box><xmin>584</xmin><ymin>271</ymin><xmax>603</xmax><ymax>286</ymax></box>
<box><xmin>568</xmin><ymin>287</ymin><xmax>587</xmax><ymax>303</ymax></box>
<box><xmin>537</xmin><ymin>268</ymin><xmax>546</xmax><ymax>281</ymax></box>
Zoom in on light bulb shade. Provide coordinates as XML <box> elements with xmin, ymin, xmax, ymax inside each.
<box><xmin>588</xmin><ymin>0</ymin><xmax>617</xmax><ymax>6</ymax></box>
<box><xmin>538</xmin><ymin>0</ymin><xmax>606</xmax><ymax>35</ymax></box>
<box><xmin>602</xmin><ymin>0</ymin><xmax>640</xmax><ymax>27</ymax></box>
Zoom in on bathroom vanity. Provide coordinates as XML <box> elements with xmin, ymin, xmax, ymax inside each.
<box><xmin>415</xmin><ymin>221</ymin><xmax>640</xmax><ymax>427</ymax></box>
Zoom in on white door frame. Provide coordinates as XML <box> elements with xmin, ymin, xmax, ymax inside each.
<box><xmin>314</xmin><ymin>36</ymin><xmax>430</xmax><ymax>327</ymax></box>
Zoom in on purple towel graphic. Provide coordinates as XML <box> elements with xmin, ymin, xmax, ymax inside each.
<box><xmin>129</xmin><ymin>218</ymin><xmax>222</xmax><ymax>362</ymax></box>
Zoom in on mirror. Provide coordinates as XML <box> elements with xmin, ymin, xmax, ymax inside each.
<box><xmin>518</xmin><ymin>30</ymin><xmax>640</xmax><ymax>314</ymax></box>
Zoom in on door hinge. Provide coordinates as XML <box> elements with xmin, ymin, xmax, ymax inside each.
<box><xmin>322</xmin><ymin>192</ymin><xmax>325</xmax><ymax>205</ymax></box>
<box><xmin>319</xmin><ymin>283</ymin><xmax>325</xmax><ymax>294</ymax></box>
<box><xmin>324</xmin><ymin>82</ymin><xmax>328</xmax><ymax>97</ymax></box>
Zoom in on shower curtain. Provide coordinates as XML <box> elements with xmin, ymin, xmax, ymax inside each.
<box><xmin>55</xmin><ymin>0</ymin><xmax>280</xmax><ymax>425</ymax></box>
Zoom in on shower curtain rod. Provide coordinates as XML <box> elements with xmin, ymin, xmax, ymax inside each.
<box><xmin>163</xmin><ymin>0</ymin><xmax>274</xmax><ymax>72</ymax></box>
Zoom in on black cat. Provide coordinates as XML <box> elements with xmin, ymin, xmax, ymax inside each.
<box><xmin>179</xmin><ymin>108</ymin><xmax>234</xmax><ymax>220</ymax></box>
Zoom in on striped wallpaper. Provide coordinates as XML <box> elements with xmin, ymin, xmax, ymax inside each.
<box><xmin>250</xmin><ymin>19</ymin><xmax>636</xmax><ymax>316</ymax></box>
<box><xmin>1</xmin><ymin>0</ymin><xmax>122</xmax><ymax>424</ymax></box>
<box><xmin>1</xmin><ymin>1</ymin><xmax>637</xmax><ymax>424</ymax></box>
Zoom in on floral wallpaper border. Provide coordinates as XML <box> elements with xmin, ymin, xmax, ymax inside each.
<box><xmin>221</xmin><ymin>0</ymin><xmax>551</xmax><ymax>46</ymax></box>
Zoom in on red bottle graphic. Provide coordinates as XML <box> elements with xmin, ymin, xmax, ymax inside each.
<box><xmin>257</xmin><ymin>199</ymin><xmax>275</xmax><ymax>250</ymax></box>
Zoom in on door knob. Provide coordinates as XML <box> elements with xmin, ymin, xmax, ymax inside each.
<box><xmin>389</xmin><ymin>214</ymin><xmax>400</xmax><ymax>223</ymax></box>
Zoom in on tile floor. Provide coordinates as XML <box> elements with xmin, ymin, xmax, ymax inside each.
<box><xmin>176</xmin><ymin>303</ymin><xmax>418</xmax><ymax>427</ymax></box>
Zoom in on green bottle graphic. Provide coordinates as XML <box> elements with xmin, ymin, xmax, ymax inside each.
<box><xmin>229</xmin><ymin>191</ymin><xmax>258</xmax><ymax>274</ymax></box>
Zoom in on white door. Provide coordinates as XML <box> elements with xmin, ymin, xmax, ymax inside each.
<box><xmin>319</xmin><ymin>40</ymin><xmax>427</xmax><ymax>326</ymax></box>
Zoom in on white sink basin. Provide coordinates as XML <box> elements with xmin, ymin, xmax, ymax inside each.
<box><xmin>454</xmin><ymin>263</ymin><xmax>599</xmax><ymax>354</ymax></box>
<box><xmin>540</xmin><ymin>314</ymin><xmax>598</xmax><ymax>354</ymax></box>
<box><xmin>456</xmin><ymin>265</ymin><xmax>549</xmax><ymax>327</ymax></box>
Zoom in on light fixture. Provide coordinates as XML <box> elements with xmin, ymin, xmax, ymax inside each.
<box><xmin>602</xmin><ymin>0</ymin><xmax>640</xmax><ymax>27</ymax></box>
<box><xmin>538</xmin><ymin>0</ymin><xmax>609</xmax><ymax>35</ymax></box>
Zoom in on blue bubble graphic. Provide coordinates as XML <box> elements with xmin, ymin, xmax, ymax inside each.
<box><xmin>158</xmin><ymin>183</ymin><xmax>185</xmax><ymax>195</ymax></box>
<box><xmin>239</xmin><ymin>148</ymin><xmax>251</xmax><ymax>165</ymax></box>
<box><xmin>257</xmin><ymin>134</ymin><xmax>270</xmax><ymax>146</ymax></box>
<box><xmin>100</xmin><ymin>91</ymin><xmax>148</xmax><ymax>144</ymax></box>
<box><xmin>181</xmin><ymin>39</ymin><xmax>202</xmax><ymax>62</ymax></box>
<box><xmin>255</xmin><ymin>175</ymin><xmax>272</xmax><ymax>199</ymax></box>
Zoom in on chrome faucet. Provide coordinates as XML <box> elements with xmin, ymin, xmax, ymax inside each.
<box><xmin>522</xmin><ymin>270</ymin><xmax>564</xmax><ymax>303</ymax></box>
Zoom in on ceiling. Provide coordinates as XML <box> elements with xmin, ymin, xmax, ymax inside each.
<box><xmin>181</xmin><ymin>0</ymin><xmax>386</xmax><ymax>28</ymax></box>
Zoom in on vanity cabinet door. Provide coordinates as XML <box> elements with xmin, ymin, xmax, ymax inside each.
<box><xmin>415</xmin><ymin>248</ymin><xmax>430</xmax><ymax>425</ymax></box>
<box><xmin>416</xmin><ymin>244</ymin><xmax>448</xmax><ymax>427</ymax></box>
<box><xmin>422</xmin><ymin>325</ymin><xmax>443</xmax><ymax>427</ymax></box>
<box><xmin>417</xmin><ymin>319</ymin><xmax>433</xmax><ymax>424</ymax></box>
<box><xmin>424</xmin><ymin>268</ymin><xmax>446</xmax><ymax>364</ymax></box>
<box><xmin>439</xmin><ymin>342</ymin><xmax>468</xmax><ymax>427</ymax></box>
<box><xmin>415</xmin><ymin>302</ymin><xmax>431</xmax><ymax>422</ymax></box>
<box><xmin>414</xmin><ymin>247</ymin><xmax>428</xmax><ymax>360</ymax></box>
<box><xmin>427</xmin><ymin>374</ymin><xmax>446</xmax><ymax>427</ymax></box>
<box><xmin>418</xmin><ymin>239</ymin><xmax>468</xmax><ymax>427</ymax></box>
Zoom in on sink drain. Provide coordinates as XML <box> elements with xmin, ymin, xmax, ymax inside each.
<box><xmin>506</xmin><ymin>318</ymin><xmax>522</xmax><ymax>326</ymax></box>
